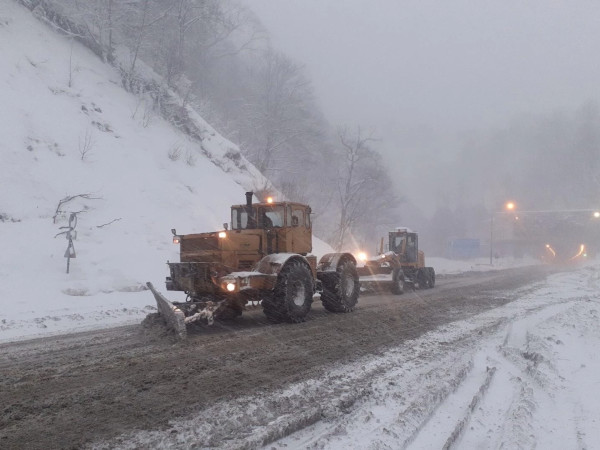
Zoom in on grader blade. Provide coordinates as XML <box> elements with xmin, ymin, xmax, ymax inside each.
<box><xmin>146</xmin><ymin>282</ymin><xmax>187</xmax><ymax>339</ymax></box>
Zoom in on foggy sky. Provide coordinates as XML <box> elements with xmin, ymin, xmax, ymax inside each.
<box><xmin>247</xmin><ymin>1</ymin><xmax>600</xmax><ymax>131</ymax></box>
<box><xmin>244</xmin><ymin>0</ymin><xmax>600</xmax><ymax>209</ymax></box>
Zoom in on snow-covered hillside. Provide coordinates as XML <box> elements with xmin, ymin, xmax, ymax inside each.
<box><xmin>0</xmin><ymin>1</ymin><xmax>330</xmax><ymax>342</ymax></box>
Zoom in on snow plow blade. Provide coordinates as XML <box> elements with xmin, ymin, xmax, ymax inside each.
<box><xmin>146</xmin><ymin>282</ymin><xmax>187</xmax><ymax>339</ymax></box>
<box><xmin>358</xmin><ymin>276</ymin><xmax>394</xmax><ymax>294</ymax></box>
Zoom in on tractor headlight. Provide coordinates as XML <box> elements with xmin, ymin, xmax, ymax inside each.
<box><xmin>226</xmin><ymin>282</ymin><xmax>236</xmax><ymax>292</ymax></box>
<box><xmin>173</xmin><ymin>236</ymin><xmax>181</xmax><ymax>244</ymax></box>
<box><xmin>218</xmin><ymin>231</ymin><xmax>227</xmax><ymax>238</ymax></box>
<box><xmin>357</xmin><ymin>252</ymin><xmax>367</xmax><ymax>262</ymax></box>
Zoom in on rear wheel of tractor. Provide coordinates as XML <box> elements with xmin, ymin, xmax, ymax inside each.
<box><xmin>428</xmin><ymin>267</ymin><xmax>436</xmax><ymax>288</ymax></box>
<box><xmin>321</xmin><ymin>260</ymin><xmax>360</xmax><ymax>313</ymax></box>
<box><xmin>391</xmin><ymin>268</ymin><xmax>405</xmax><ymax>295</ymax></box>
<box><xmin>417</xmin><ymin>268</ymin><xmax>429</xmax><ymax>289</ymax></box>
<box><xmin>262</xmin><ymin>260</ymin><xmax>313</xmax><ymax>323</ymax></box>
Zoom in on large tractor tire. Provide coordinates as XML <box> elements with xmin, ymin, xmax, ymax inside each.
<box><xmin>427</xmin><ymin>267</ymin><xmax>436</xmax><ymax>288</ymax></box>
<box><xmin>262</xmin><ymin>260</ymin><xmax>314</xmax><ymax>323</ymax></box>
<box><xmin>417</xmin><ymin>268</ymin><xmax>429</xmax><ymax>289</ymax></box>
<box><xmin>321</xmin><ymin>260</ymin><xmax>360</xmax><ymax>313</ymax></box>
<box><xmin>391</xmin><ymin>268</ymin><xmax>405</xmax><ymax>295</ymax></box>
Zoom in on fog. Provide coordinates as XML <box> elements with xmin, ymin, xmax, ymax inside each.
<box><xmin>12</xmin><ymin>0</ymin><xmax>596</xmax><ymax>257</ymax></box>
<box><xmin>244</xmin><ymin>0</ymin><xmax>600</xmax><ymax>213</ymax></box>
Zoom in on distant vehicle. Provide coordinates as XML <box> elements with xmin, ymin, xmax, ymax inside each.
<box><xmin>357</xmin><ymin>228</ymin><xmax>435</xmax><ymax>294</ymax></box>
<box><xmin>147</xmin><ymin>192</ymin><xmax>360</xmax><ymax>338</ymax></box>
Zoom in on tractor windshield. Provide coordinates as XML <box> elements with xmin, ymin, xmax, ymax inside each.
<box><xmin>231</xmin><ymin>207</ymin><xmax>257</xmax><ymax>230</ymax></box>
<box><xmin>231</xmin><ymin>205</ymin><xmax>286</xmax><ymax>229</ymax></box>
<box><xmin>260</xmin><ymin>205</ymin><xmax>285</xmax><ymax>228</ymax></box>
<box><xmin>391</xmin><ymin>234</ymin><xmax>405</xmax><ymax>253</ymax></box>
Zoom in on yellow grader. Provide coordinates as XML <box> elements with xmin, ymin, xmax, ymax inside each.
<box><xmin>357</xmin><ymin>227</ymin><xmax>435</xmax><ymax>294</ymax></box>
<box><xmin>147</xmin><ymin>192</ymin><xmax>360</xmax><ymax>338</ymax></box>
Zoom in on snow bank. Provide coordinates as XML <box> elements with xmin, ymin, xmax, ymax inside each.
<box><xmin>428</xmin><ymin>255</ymin><xmax>541</xmax><ymax>274</ymax></box>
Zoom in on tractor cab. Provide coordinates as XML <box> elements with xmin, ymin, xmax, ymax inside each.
<box><xmin>389</xmin><ymin>228</ymin><xmax>418</xmax><ymax>263</ymax></box>
<box><xmin>229</xmin><ymin>192</ymin><xmax>312</xmax><ymax>255</ymax></box>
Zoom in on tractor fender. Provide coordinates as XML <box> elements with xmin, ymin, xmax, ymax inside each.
<box><xmin>255</xmin><ymin>252</ymin><xmax>313</xmax><ymax>276</ymax></box>
<box><xmin>316</xmin><ymin>252</ymin><xmax>357</xmax><ymax>273</ymax></box>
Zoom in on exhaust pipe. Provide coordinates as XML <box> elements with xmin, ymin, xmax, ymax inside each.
<box><xmin>245</xmin><ymin>192</ymin><xmax>257</xmax><ymax>228</ymax></box>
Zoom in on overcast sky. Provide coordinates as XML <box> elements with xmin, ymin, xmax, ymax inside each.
<box><xmin>245</xmin><ymin>1</ymin><xmax>600</xmax><ymax>140</ymax></box>
<box><xmin>243</xmin><ymin>1</ymin><xmax>600</xmax><ymax>212</ymax></box>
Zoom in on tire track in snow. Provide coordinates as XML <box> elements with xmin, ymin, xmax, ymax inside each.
<box><xmin>449</xmin><ymin>293</ymin><xmax>597</xmax><ymax>449</ymax></box>
<box><xmin>441</xmin><ymin>366</ymin><xmax>497</xmax><ymax>450</ymax></box>
<box><xmin>381</xmin><ymin>271</ymin><xmax>596</xmax><ymax>450</ymax></box>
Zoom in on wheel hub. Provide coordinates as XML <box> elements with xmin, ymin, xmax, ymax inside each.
<box><xmin>291</xmin><ymin>280</ymin><xmax>306</xmax><ymax>306</ymax></box>
<box><xmin>344</xmin><ymin>277</ymin><xmax>355</xmax><ymax>297</ymax></box>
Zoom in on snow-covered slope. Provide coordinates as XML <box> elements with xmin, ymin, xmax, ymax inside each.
<box><xmin>0</xmin><ymin>1</ymin><xmax>332</xmax><ymax>342</ymax></box>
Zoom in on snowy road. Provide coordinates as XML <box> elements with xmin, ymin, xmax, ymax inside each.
<box><xmin>2</xmin><ymin>264</ymin><xmax>596</xmax><ymax>449</ymax></box>
<box><xmin>272</xmin><ymin>265</ymin><xmax>600</xmax><ymax>450</ymax></box>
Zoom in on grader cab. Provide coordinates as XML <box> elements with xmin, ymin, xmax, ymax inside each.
<box><xmin>147</xmin><ymin>192</ymin><xmax>360</xmax><ymax>338</ymax></box>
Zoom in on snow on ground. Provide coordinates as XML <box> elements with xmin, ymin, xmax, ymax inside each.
<box><xmin>274</xmin><ymin>261</ymin><xmax>600</xmax><ymax>450</ymax></box>
<box><xmin>427</xmin><ymin>255</ymin><xmax>541</xmax><ymax>274</ymax></box>
<box><xmin>90</xmin><ymin>260</ymin><xmax>600</xmax><ymax>449</ymax></box>
<box><xmin>358</xmin><ymin>256</ymin><xmax>541</xmax><ymax>283</ymax></box>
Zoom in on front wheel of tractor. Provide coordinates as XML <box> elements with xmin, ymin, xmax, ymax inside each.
<box><xmin>321</xmin><ymin>260</ymin><xmax>360</xmax><ymax>313</ymax></box>
<box><xmin>391</xmin><ymin>268</ymin><xmax>405</xmax><ymax>295</ymax></box>
<box><xmin>262</xmin><ymin>260</ymin><xmax>313</xmax><ymax>323</ymax></box>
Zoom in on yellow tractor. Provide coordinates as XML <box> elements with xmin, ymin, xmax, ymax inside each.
<box><xmin>147</xmin><ymin>192</ymin><xmax>360</xmax><ymax>337</ymax></box>
<box><xmin>357</xmin><ymin>228</ymin><xmax>435</xmax><ymax>294</ymax></box>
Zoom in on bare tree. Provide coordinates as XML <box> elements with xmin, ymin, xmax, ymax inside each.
<box><xmin>78</xmin><ymin>129</ymin><xmax>94</xmax><ymax>161</ymax></box>
<box><xmin>142</xmin><ymin>0</ymin><xmax>265</xmax><ymax>89</ymax></box>
<box><xmin>53</xmin><ymin>193</ymin><xmax>101</xmax><ymax>223</ymax></box>
<box><xmin>238</xmin><ymin>50</ymin><xmax>321</xmax><ymax>177</ymax></box>
<box><xmin>125</xmin><ymin>0</ymin><xmax>175</xmax><ymax>76</ymax></box>
<box><xmin>67</xmin><ymin>38</ymin><xmax>75</xmax><ymax>87</ymax></box>
<box><xmin>333</xmin><ymin>127</ymin><xmax>399</xmax><ymax>251</ymax></box>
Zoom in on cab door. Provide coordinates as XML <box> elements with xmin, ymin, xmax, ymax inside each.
<box><xmin>288</xmin><ymin>205</ymin><xmax>312</xmax><ymax>254</ymax></box>
<box><xmin>406</xmin><ymin>233</ymin><xmax>418</xmax><ymax>263</ymax></box>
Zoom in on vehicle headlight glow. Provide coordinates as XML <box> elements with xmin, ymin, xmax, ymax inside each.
<box><xmin>218</xmin><ymin>231</ymin><xmax>227</xmax><ymax>238</ymax></box>
<box><xmin>226</xmin><ymin>282</ymin><xmax>236</xmax><ymax>292</ymax></box>
<box><xmin>173</xmin><ymin>236</ymin><xmax>180</xmax><ymax>244</ymax></box>
<box><xmin>357</xmin><ymin>252</ymin><xmax>367</xmax><ymax>262</ymax></box>
<box><xmin>266</xmin><ymin>196</ymin><xmax>274</xmax><ymax>203</ymax></box>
